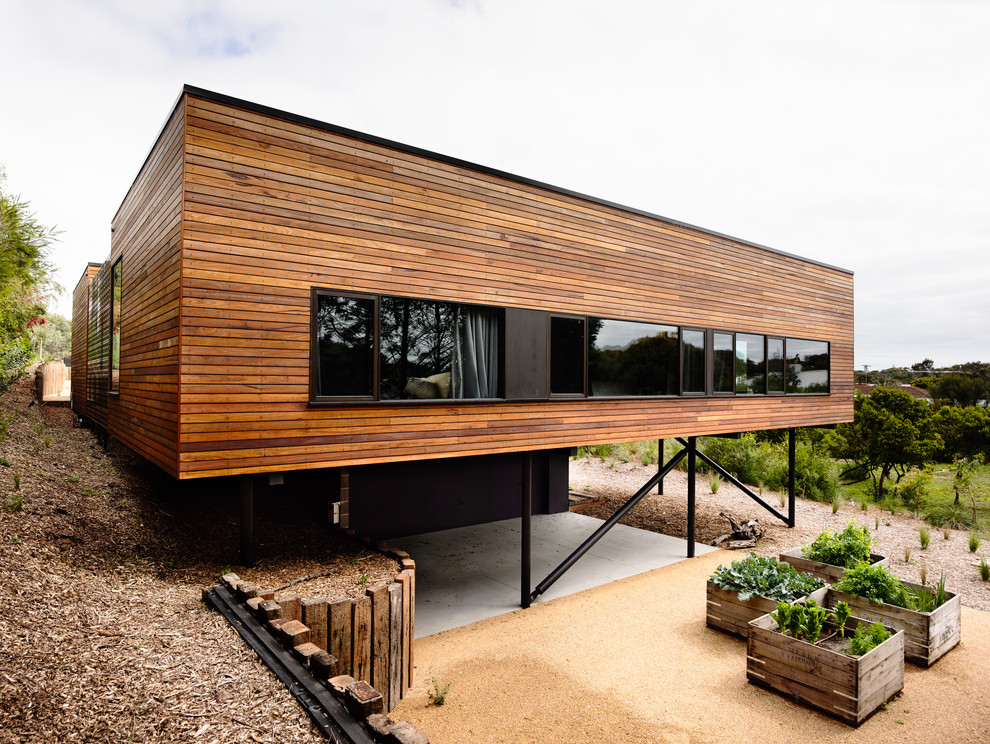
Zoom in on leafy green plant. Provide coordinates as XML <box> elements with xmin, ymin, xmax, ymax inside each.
<box><xmin>13</xmin><ymin>474</ymin><xmax>20</xmax><ymax>491</ymax></box>
<box><xmin>0</xmin><ymin>457</ymin><xmax>9</xmax><ymax>466</ymax></box>
<box><xmin>799</xmin><ymin>599</ymin><xmax>828</xmax><ymax>644</ymax></box>
<box><xmin>834</xmin><ymin>564</ymin><xmax>914</xmax><ymax>609</ymax></box>
<box><xmin>832</xmin><ymin>601</ymin><xmax>851</xmax><ymax>638</ymax></box>
<box><xmin>831</xmin><ymin>495</ymin><xmax>842</xmax><ymax>514</ymax></box>
<box><xmin>980</xmin><ymin>557</ymin><xmax>989</xmax><ymax>582</ymax></box>
<box><xmin>427</xmin><ymin>678</ymin><xmax>451</xmax><ymax>706</ymax></box>
<box><xmin>359</xmin><ymin>574</ymin><xmax>369</xmax><ymax>584</ymax></box>
<box><xmin>708</xmin><ymin>472</ymin><xmax>722</xmax><ymax>494</ymax></box>
<box><xmin>970</xmin><ymin>532</ymin><xmax>981</xmax><ymax>553</ymax></box>
<box><xmin>4</xmin><ymin>493</ymin><xmax>23</xmax><ymax>513</ymax></box>
<box><xmin>919</xmin><ymin>525</ymin><xmax>930</xmax><ymax>550</ymax></box>
<box><xmin>849</xmin><ymin>622</ymin><xmax>892</xmax><ymax>656</ymax></box>
<box><xmin>802</xmin><ymin>523</ymin><xmax>873</xmax><ymax>569</ymax></box>
<box><xmin>913</xmin><ymin>574</ymin><xmax>947</xmax><ymax>613</ymax></box>
<box><xmin>67</xmin><ymin>475</ymin><xmax>79</xmax><ymax>484</ymax></box>
<box><xmin>710</xmin><ymin>554</ymin><xmax>824</xmax><ymax>603</ymax></box>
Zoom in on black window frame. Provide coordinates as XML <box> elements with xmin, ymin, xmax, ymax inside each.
<box><xmin>679</xmin><ymin>326</ymin><xmax>707</xmax><ymax>396</ymax></box>
<box><xmin>711</xmin><ymin>330</ymin><xmax>736</xmax><ymax>396</ymax></box>
<box><xmin>311</xmin><ymin>289</ymin><xmax>379</xmax><ymax>403</ymax></box>
<box><xmin>785</xmin><ymin>337</ymin><xmax>831</xmax><ymax>395</ymax></box>
<box><xmin>766</xmin><ymin>336</ymin><xmax>786</xmax><ymax>396</ymax></box>
<box><xmin>548</xmin><ymin>313</ymin><xmax>587</xmax><ymax>398</ymax></box>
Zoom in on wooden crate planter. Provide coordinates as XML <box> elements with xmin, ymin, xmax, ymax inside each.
<box><xmin>706</xmin><ymin>580</ymin><xmax>801</xmax><ymax>639</ymax></box>
<box><xmin>778</xmin><ymin>547</ymin><xmax>888</xmax><ymax>584</ymax></box>
<box><xmin>747</xmin><ymin>599</ymin><xmax>905</xmax><ymax>726</ymax></box>
<box><xmin>823</xmin><ymin>581</ymin><xmax>961</xmax><ymax>667</ymax></box>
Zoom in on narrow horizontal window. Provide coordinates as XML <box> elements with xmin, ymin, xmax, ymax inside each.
<box><xmin>588</xmin><ymin>318</ymin><xmax>678</xmax><ymax>396</ymax></box>
<box><xmin>786</xmin><ymin>339</ymin><xmax>830</xmax><ymax>393</ymax></box>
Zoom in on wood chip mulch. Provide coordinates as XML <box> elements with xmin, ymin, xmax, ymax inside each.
<box><xmin>0</xmin><ymin>374</ymin><xmax>399</xmax><ymax>743</ymax></box>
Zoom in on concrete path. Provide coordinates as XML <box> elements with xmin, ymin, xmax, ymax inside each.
<box><xmin>391</xmin><ymin>512</ymin><xmax>716</xmax><ymax>637</ymax></box>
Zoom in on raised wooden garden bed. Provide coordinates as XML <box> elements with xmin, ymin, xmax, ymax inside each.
<box><xmin>706</xmin><ymin>580</ymin><xmax>793</xmax><ymax>639</ymax></box>
<box><xmin>779</xmin><ymin>547</ymin><xmax>888</xmax><ymax>584</ymax></box>
<box><xmin>746</xmin><ymin>596</ymin><xmax>905</xmax><ymax>726</ymax></box>
<box><xmin>824</xmin><ymin>581</ymin><xmax>961</xmax><ymax>667</ymax></box>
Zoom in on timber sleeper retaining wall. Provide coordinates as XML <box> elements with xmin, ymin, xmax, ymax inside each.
<box><xmin>220</xmin><ymin>546</ymin><xmax>415</xmax><ymax>713</ymax></box>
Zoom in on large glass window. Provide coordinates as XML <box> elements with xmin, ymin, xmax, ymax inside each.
<box><xmin>767</xmin><ymin>337</ymin><xmax>785</xmax><ymax>393</ymax></box>
<box><xmin>314</xmin><ymin>293</ymin><xmax>376</xmax><ymax>398</ymax></box>
<box><xmin>713</xmin><ymin>332</ymin><xmax>734</xmax><ymax>394</ymax></box>
<box><xmin>110</xmin><ymin>259</ymin><xmax>122</xmax><ymax>393</ymax></box>
<box><xmin>735</xmin><ymin>333</ymin><xmax>766</xmax><ymax>394</ymax></box>
<box><xmin>314</xmin><ymin>290</ymin><xmax>502</xmax><ymax>401</ymax></box>
<box><xmin>550</xmin><ymin>316</ymin><xmax>585</xmax><ymax>395</ymax></box>
<box><xmin>786</xmin><ymin>339</ymin><xmax>830</xmax><ymax>393</ymax></box>
<box><xmin>681</xmin><ymin>329</ymin><xmax>706</xmax><ymax>394</ymax></box>
<box><xmin>588</xmin><ymin>318</ymin><xmax>678</xmax><ymax>396</ymax></box>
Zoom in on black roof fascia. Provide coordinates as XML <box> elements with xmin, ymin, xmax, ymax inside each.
<box><xmin>125</xmin><ymin>84</ymin><xmax>853</xmax><ymax>276</ymax></box>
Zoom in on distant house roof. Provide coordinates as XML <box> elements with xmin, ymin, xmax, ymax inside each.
<box><xmin>855</xmin><ymin>383</ymin><xmax>932</xmax><ymax>400</ymax></box>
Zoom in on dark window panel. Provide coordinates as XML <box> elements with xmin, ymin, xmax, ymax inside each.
<box><xmin>713</xmin><ymin>332</ymin><xmax>734</xmax><ymax>394</ymax></box>
<box><xmin>315</xmin><ymin>294</ymin><xmax>376</xmax><ymax>397</ymax></box>
<box><xmin>681</xmin><ymin>329</ymin><xmax>706</xmax><ymax>394</ymax></box>
<box><xmin>550</xmin><ymin>316</ymin><xmax>585</xmax><ymax>395</ymax></box>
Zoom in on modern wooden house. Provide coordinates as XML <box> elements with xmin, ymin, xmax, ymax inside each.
<box><xmin>72</xmin><ymin>86</ymin><xmax>853</xmax><ymax>560</ymax></box>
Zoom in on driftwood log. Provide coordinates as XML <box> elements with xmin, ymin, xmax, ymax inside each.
<box><xmin>710</xmin><ymin>512</ymin><xmax>764</xmax><ymax>549</ymax></box>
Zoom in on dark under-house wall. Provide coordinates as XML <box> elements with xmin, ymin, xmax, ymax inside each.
<box><xmin>346</xmin><ymin>449</ymin><xmax>571</xmax><ymax>539</ymax></box>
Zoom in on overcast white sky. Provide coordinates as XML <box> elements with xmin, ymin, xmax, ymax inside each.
<box><xmin>2</xmin><ymin>0</ymin><xmax>988</xmax><ymax>371</ymax></box>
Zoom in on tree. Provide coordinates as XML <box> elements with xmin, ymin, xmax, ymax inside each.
<box><xmin>911</xmin><ymin>358</ymin><xmax>935</xmax><ymax>372</ymax></box>
<box><xmin>0</xmin><ymin>167</ymin><xmax>60</xmax><ymax>389</ymax></box>
<box><xmin>826</xmin><ymin>387</ymin><xmax>942</xmax><ymax>498</ymax></box>
<box><xmin>929</xmin><ymin>374</ymin><xmax>989</xmax><ymax>408</ymax></box>
<box><xmin>934</xmin><ymin>405</ymin><xmax>990</xmax><ymax>462</ymax></box>
<box><xmin>30</xmin><ymin>312</ymin><xmax>71</xmax><ymax>362</ymax></box>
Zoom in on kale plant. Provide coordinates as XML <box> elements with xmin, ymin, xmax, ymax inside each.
<box><xmin>711</xmin><ymin>553</ymin><xmax>824</xmax><ymax>602</ymax></box>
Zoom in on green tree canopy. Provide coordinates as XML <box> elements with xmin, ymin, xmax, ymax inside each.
<box><xmin>929</xmin><ymin>373</ymin><xmax>989</xmax><ymax>408</ymax></box>
<box><xmin>826</xmin><ymin>387</ymin><xmax>942</xmax><ymax>498</ymax></box>
<box><xmin>0</xmin><ymin>166</ymin><xmax>60</xmax><ymax>389</ymax></box>
<box><xmin>934</xmin><ymin>405</ymin><xmax>990</xmax><ymax>462</ymax></box>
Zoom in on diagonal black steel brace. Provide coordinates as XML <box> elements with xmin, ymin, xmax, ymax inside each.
<box><xmin>529</xmin><ymin>445</ymin><xmax>689</xmax><ymax>602</ymax></box>
<box><xmin>675</xmin><ymin>437</ymin><xmax>790</xmax><ymax>525</ymax></box>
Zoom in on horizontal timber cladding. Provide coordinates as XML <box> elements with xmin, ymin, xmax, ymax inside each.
<box><xmin>170</xmin><ymin>88</ymin><xmax>853</xmax><ymax>478</ymax></box>
<box><xmin>70</xmin><ymin>264</ymin><xmax>101</xmax><ymax>419</ymax></box>
<box><xmin>103</xmin><ymin>98</ymin><xmax>185</xmax><ymax>476</ymax></box>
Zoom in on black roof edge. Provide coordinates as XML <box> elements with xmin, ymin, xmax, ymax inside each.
<box><xmin>126</xmin><ymin>84</ymin><xmax>854</xmax><ymax>277</ymax></box>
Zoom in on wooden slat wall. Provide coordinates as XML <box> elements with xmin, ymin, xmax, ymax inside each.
<box><xmin>70</xmin><ymin>265</ymin><xmax>100</xmax><ymax>418</ymax></box>
<box><xmin>175</xmin><ymin>93</ymin><xmax>853</xmax><ymax>479</ymax></box>
<box><xmin>85</xmin><ymin>260</ymin><xmax>111</xmax><ymax>429</ymax></box>
<box><xmin>105</xmin><ymin>101</ymin><xmax>185</xmax><ymax>476</ymax></box>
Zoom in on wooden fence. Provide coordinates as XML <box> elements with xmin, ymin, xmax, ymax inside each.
<box><xmin>35</xmin><ymin>361</ymin><xmax>68</xmax><ymax>400</ymax></box>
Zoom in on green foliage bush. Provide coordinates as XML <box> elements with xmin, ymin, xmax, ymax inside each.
<box><xmin>802</xmin><ymin>523</ymin><xmax>873</xmax><ymax>568</ymax></box>
<box><xmin>700</xmin><ymin>436</ymin><xmax>838</xmax><ymax>502</ymax></box>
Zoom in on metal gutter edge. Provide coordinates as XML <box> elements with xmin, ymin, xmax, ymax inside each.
<box><xmin>203</xmin><ymin>585</ymin><xmax>376</xmax><ymax>744</ymax></box>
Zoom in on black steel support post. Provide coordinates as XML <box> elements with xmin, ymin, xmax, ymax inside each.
<box><xmin>687</xmin><ymin>436</ymin><xmax>696</xmax><ymax>558</ymax></box>
<box><xmin>788</xmin><ymin>427</ymin><xmax>797</xmax><ymax>528</ymax></box>
<box><xmin>530</xmin><ymin>446</ymin><xmax>688</xmax><ymax>601</ymax></box>
<box><xmin>521</xmin><ymin>452</ymin><xmax>532</xmax><ymax>609</ymax></box>
<box><xmin>239</xmin><ymin>475</ymin><xmax>255</xmax><ymax>568</ymax></box>
<box><xmin>657</xmin><ymin>438</ymin><xmax>664</xmax><ymax>495</ymax></box>
<box><xmin>675</xmin><ymin>437</ymin><xmax>789</xmax><ymax>525</ymax></box>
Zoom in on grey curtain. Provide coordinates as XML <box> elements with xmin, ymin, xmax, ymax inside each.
<box><xmin>452</xmin><ymin>307</ymin><xmax>500</xmax><ymax>398</ymax></box>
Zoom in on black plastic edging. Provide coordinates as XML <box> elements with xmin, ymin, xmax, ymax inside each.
<box><xmin>204</xmin><ymin>585</ymin><xmax>375</xmax><ymax>744</ymax></box>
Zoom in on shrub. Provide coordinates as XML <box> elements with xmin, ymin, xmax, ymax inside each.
<box><xmin>919</xmin><ymin>525</ymin><xmax>930</xmax><ymax>550</ymax></box>
<box><xmin>980</xmin><ymin>558</ymin><xmax>990</xmax><ymax>582</ymax></box>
